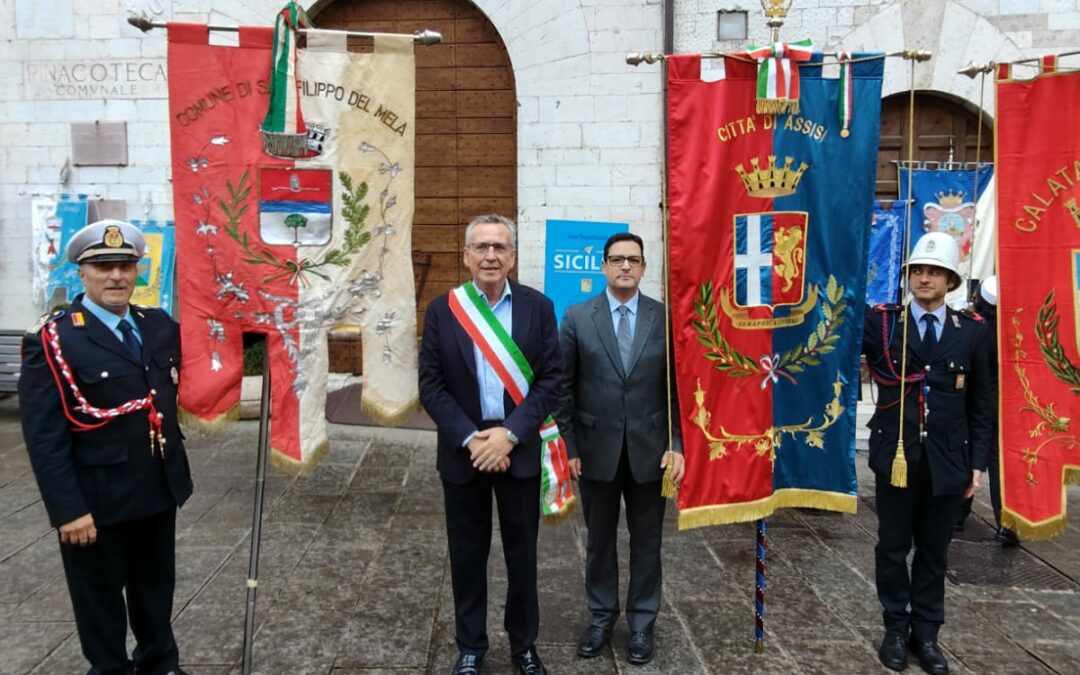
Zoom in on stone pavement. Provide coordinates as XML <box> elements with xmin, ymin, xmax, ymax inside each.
<box><xmin>1</xmin><ymin>392</ymin><xmax>1079</xmax><ymax>675</ymax></box>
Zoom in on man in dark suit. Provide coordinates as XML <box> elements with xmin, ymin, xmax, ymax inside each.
<box><xmin>419</xmin><ymin>214</ymin><xmax>561</xmax><ymax>675</ymax></box>
<box><xmin>19</xmin><ymin>220</ymin><xmax>193</xmax><ymax>675</ymax></box>
<box><xmin>556</xmin><ymin>232</ymin><xmax>684</xmax><ymax>666</ymax></box>
<box><xmin>863</xmin><ymin>232</ymin><xmax>992</xmax><ymax>675</ymax></box>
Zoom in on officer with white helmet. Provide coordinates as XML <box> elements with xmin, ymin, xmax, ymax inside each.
<box><xmin>19</xmin><ymin>220</ymin><xmax>192</xmax><ymax>675</ymax></box>
<box><xmin>862</xmin><ymin>231</ymin><xmax>993</xmax><ymax>675</ymax></box>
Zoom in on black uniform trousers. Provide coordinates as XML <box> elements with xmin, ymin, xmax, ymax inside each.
<box><xmin>441</xmin><ymin>470</ymin><xmax>540</xmax><ymax>657</ymax></box>
<box><xmin>59</xmin><ymin>508</ymin><xmax>179</xmax><ymax>675</ymax></box>
<box><xmin>875</xmin><ymin>452</ymin><xmax>962</xmax><ymax>642</ymax></box>
<box><xmin>578</xmin><ymin>437</ymin><xmax>666</xmax><ymax>633</ymax></box>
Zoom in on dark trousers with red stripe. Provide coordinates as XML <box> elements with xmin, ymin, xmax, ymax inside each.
<box><xmin>442</xmin><ymin>471</ymin><xmax>540</xmax><ymax>657</ymax></box>
<box><xmin>59</xmin><ymin>509</ymin><xmax>179</xmax><ymax>675</ymax></box>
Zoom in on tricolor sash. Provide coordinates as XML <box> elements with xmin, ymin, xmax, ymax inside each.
<box><xmin>448</xmin><ymin>281</ymin><xmax>575</xmax><ymax>522</ymax></box>
<box><xmin>745</xmin><ymin>39</ymin><xmax>813</xmax><ymax>115</ymax></box>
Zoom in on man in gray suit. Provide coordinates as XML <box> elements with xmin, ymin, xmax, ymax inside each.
<box><xmin>556</xmin><ymin>231</ymin><xmax>684</xmax><ymax>665</ymax></box>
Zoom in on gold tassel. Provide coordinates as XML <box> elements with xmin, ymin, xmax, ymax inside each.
<box><xmin>889</xmin><ymin>443</ymin><xmax>908</xmax><ymax>488</ymax></box>
<box><xmin>754</xmin><ymin>98</ymin><xmax>800</xmax><ymax>116</ymax></box>
<box><xmin>661</xmin><ymin>458</ymin><xmax>678</xmax><ymax>500</ymax></box>
<box><xmin>542</xmin><ymin>495</ymin><xmax>577</xmax><ymax>525</ymax></box>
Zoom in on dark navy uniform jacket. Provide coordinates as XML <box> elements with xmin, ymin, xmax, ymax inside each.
<box><xmin>862</xmin><ymin>303</ymin><xmax>993</xmax><ymax>496</ymax></box>
<box><xmin>19</xmin><ymin>296</ymin><xmax>193</xmax><ymax>528</ymax></box>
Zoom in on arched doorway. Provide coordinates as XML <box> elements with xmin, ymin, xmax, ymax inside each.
<box><xmin>875</xmin><ymin>92</ymin><xmax>993</xmax><ymax>199</ymax></box>
<box><xmin>312</xmin><ymin>0</ymin><xmax>517</xmax><ymax>333</ymax></box>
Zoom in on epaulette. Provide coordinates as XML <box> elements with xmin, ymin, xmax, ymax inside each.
<box><xmin>958</xmin><ymin>308</ymin><xmax>986</xmax><ymax>324</ymax></box>
<box><xmin>26</xmin><ymin>309</ymin><xmax>64</xmax><ymax>335</ymax></box>
<box><xmin>872</xmin><ymin>303</ymin><xmax>900</xmax><ymax>313</ymax></box>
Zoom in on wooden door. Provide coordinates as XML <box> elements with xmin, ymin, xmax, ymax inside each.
<box><xmin>313</xmin><ymin>0</ymin><xmax>517</xmax><ymax>336</ymax></box>
<box><xmin>876</xmin><ymin>92</ymin><xmax>993</xmax><ymax>199</ymax></box>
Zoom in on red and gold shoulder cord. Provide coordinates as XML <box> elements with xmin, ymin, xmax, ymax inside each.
<box><xmin>39</xmin><ymin>319</ymin><xmax>165</xmax><ymax>457</ymax></box>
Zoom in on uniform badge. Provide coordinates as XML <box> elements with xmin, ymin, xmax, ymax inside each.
<box><xmin>170</xmin><ymin>366</ymin><xmax>179</xmax><ymax>385</ymax></box>
<box><xmin>951</xmin><ymin>313</ymin><xmax>961</xmax><ymax>329</ymax></box>
<box><xmin>103</xmin><ymin>225</ymin><xmax>124</xmax><ymax>248</ymax></box>
<box><xmin>955</xmin><ymin>373</ymin><xmax>966</xmax><ymax>389</ymax></box>
<box><xmin>71</xmin><ymin>312</ymin><xmax>86</xmax><ymax>327</ymax></box>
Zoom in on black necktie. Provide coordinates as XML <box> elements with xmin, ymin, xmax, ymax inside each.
<box><xmin>921</xmin><ymin>314</ymin><xmax>938</xmax><ymax>357</ymax></box>
<box><xmin>118</xmin><ymin>320</ymin><xmax>143</xmax><ymax>362</ymax></box>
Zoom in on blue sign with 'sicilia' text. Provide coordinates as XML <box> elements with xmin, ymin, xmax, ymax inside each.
<box><xmin>544</xmin><ymin>219</ymin><xmax>629</xmax><ymax>325</ymax></box>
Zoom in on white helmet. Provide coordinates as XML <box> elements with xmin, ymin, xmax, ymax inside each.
<box><xmin>904</xmin><ymin>232</ymin><xmax>961</xmax><ymax>289</ymax></box>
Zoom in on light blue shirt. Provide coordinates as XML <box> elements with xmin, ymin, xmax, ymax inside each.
<box><xmin>82</xmin><ymin>296</ymin><xmax>142</xmax><ymax>346</ymax></box>
<box><xmin>461</xmin><ymin>281</ymin><xmax>513</xmax><ymax>447</ymax></box>
<box><xmin>909</xmin><ymin>302</ymin><xmax>946</xmax><ymax>341</ymax></box>
<box><xmin>607</xmin><ymin>288</ymin><xmax>639</xmax><ymax>341</ymax></box>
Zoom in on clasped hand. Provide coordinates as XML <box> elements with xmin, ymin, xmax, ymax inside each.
<box><xmin>469</xmin><ymin>427</ymin><xmax>514</xmax><ymax>472</ymax></box>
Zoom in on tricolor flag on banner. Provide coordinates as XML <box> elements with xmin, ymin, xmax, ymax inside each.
<box><xmin>167</xmin><ymin>24</ymin><xmax>418</xmax><ymax>470</ymax></box>
<box><xmin>996</xmin><ymin>55</ymin><xmax>1080</xmax><ymax>540</ymax></box>
<box><xmin>667</xmin><ymin>53</ymin><xmax>883</xmax><ymax>528</ymax></box>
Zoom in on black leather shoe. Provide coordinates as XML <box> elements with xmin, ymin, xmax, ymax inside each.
<box><xmin>996</xmin><ymin>526</ymin><xmax>1020</xmax><ymax>547</ymax></box>
<box><xmin>577</xmin><ymin>623</ymin><xmax>612</xmax><ymax>658</ymax></box>
<box><xmin>451</xmin><ymin>652</ymin><xmax>483</xmax><ymax>675</ymax></box>
<box><xmin>909</xmin><ymin>639</ymin><xmax>949</xmax><ymax>675</ymax></box>
<box><xmin>627</xmin><ymin>630</ymin><xmax>654</xmax><ymax>665</ymax></box>
<box><xmin>512</xmin><ymin>647</ymin><xmax>547</xmax><ymax>675</ymax></box>
<box><xmin>878</xmin><ymin>632</ymin><xmax>908</xmax><ymax>671</ymax></box>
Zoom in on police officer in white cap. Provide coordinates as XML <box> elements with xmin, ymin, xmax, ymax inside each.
<box><xmin>862</xmin><ymin>232</ymin><xmax>993</xmax><ymax>675</ymax></box>
<box><xmin>19</xmin><ymin>220</ymin><xmax>192</xmax><ymax>675</ymax></box>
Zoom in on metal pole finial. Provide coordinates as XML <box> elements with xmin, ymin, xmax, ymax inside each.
<box><xmin>760</xmin><ymin>0</ymin><xmax>794</xmax><ymax>42</ymax></box>
<box><xmin>127</xmin><ymin>12</ymin><xmax>155</xmax><ymax>33</ymax></box>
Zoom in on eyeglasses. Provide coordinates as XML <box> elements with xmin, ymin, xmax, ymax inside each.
<box><xmin>606</xmin><ymin>255</ymin><xmax>644</xmax><ymax>267</ymax></box>
<box><xmin>467</xmin><ymin>242</ymin><xmax>513</xmax><ymax>255</ymax></box>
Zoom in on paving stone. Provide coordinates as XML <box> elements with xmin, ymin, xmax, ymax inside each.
<box><xmin>0</xmin><ymin>534</ymin><xmax>64</xmax><ymax>604</ymax></box>
<box><xmin>2</xmin><ymin>408</ymin><xmax>1078</xmax><ymax>674</ymax></box>
<box><xmin>0</xmin><ymin>618</ymin><xmax>75</xmax><ymax>675</ymax></box>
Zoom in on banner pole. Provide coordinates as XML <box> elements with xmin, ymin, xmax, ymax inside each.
<box><xmin>754</xmin><ymin>518</ymin><xmax>767</xmax><ymax>653</ymax></box>
<box><xmin>125</xmin><ymin>14</ymin><xmax>442</xmax><ymax>45</ymax></box>
<box><xmin>240</xmin><ymin>339</ymin><xmax>272</xmax><ymax>675</ymax></box>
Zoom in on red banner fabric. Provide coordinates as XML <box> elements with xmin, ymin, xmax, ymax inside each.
<box><xmin>997</xmin><ymin>59</ymin><xmax>1080</xmax><ymax>540</ymax></box>
<box><xmin>167</xmin><ymin>25</ymin><xmax>302</xmax><ymax>459</ymax></box>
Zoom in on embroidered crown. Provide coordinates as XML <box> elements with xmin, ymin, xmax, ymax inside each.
<box><xmin>734</xmin><ymin>155</ymin><xmax>808</xmax><ymax>198</ymax></box>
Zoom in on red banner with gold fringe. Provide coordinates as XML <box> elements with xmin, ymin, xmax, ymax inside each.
<box><xmin>997</xmin><ymin>56</ymin><xmax>1080</xmax><ymax>540</ymax></box>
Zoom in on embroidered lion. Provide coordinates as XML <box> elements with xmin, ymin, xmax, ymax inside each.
<box><xmin>774</xmin><ymin>225</ymin><xmax>804</xmax><ymax>292</ymax></box>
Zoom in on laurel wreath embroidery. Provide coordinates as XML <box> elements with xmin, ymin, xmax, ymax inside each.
<box><xmin>1034</xmin><ymin>289</ymin><xmax>1080</xmax><ymax>394</ymax></box>
<box><xmin>1012</xmin><ymin>307</ymin><xmax>1080</xmax><ymax>485</ymax></box>
<box><xmin>689</xmin><ymin>274</ymin><xmax>848</xmax><ymax>461</ymax></box>
<box><xmin>220</xmin><ymin>169</ymin><xmax>372</xmax><ymax>285</ymax></box>
<box><xmin>693</xmin><ymin>275</ymin><xmax>847</xmax><ymax>385</ymax></box>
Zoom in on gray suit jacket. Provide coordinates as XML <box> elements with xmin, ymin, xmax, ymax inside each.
<box><xmin>555</xmin><ymin>291</ymin><xmax>681</xmax><ymax>483</ymax></box>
